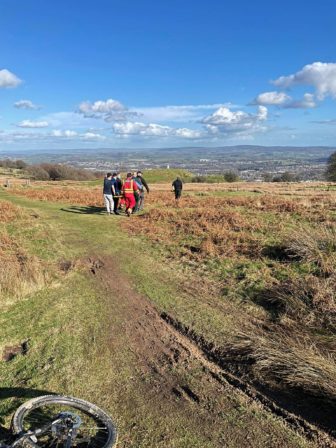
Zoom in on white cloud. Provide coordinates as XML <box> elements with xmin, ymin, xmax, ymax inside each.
<box><xmin>285</xmin><ymin>93</ymin><xmax>317</xmax><ymax>109</ymax></box>
<box><xmin>78</xmin><ymin>98</ymin><xmax>134</xmax><ymax>122</ymax></box>
<box><xmin>253</xmin><ymin>90</ymin><xmax>316</xmax><ymax>109</ymax></box>
<box><xmin>79</xmin><ymin>99</ymin><xmax>125</xmax><ymax>115</ymax></box>
<box><xmin>113</xmin><ymin>122</ymin><xmax>171</xmax><ymax>137</ymax></box>
<box><xmin>16</xmin><ymin>120</ymin><xmax>49</xmax><ymax>128</ymax></box>
<box><xmin>202</xmin><ymin>105</ymin><xmax>268</xmax><ymax>135</ymax></box>
<box><xmin>133</xmin><ymin>103</ymin><xmax>232</xmax><ymax>123</ymax></box>
<box><xmin>82</xmin><ymin>132</ymin><xmax>106</xmax><ymax>140</ymax></box>
<box><xmin>273</xmin><ymin>62</ymin><xmax>336</xmax><ymax>100</ymax></box>
<box><xmin>14</xmin><ymin>100</ymin><xmax>41</xmax><ymax>110</ymax></box>
<box><xmin>0</xmin><ymin>69</ymin><xmax>22</xmax><ymax>88</ymax></box>
<box><xmin>0</xmin><ymin>130</ymin><xmax>48</xmax><ymax>143</ymax></box>
<box><xmin>112</xmin><ymin>121</ymin><xmax>202</xmax><ymax>139</ymax></box>
<box><xmin>0</xmin><ymin>127</ymin><xmax>107</xmax><ymax>144</ymax></box>
<box><xmin>50</xmin><ymin>129</ymin><xmax>105</xmax><ymax>140</ymax></box>
<box><xmin>254</xmin><ymin>91</ymin><xmax>291</xmax><ymax>106</ymax></box>
<box><xmin>175</xmin><ymin>127</ymin><xmax>202</xmax><ymax>138</ymax></box>
<box><xmin>51</xmin><ymin>129</ymin><xmax>78</xmax><ymax>138</ymax></box>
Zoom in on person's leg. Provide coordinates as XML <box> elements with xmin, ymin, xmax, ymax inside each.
<box><xmin>175</xmin><ymin>190</ymin><xmax>181</xmax><ymax>205</ymax></box>
<box><xmin>126</xmin><ymin>194</ymin><xmax>136</xmax><ymax>215</ymax></box>
<box><xmin>139</xmin><ymin>192</ymin><xmax>145</xmax><ymax>210</ymax></box>
<box><xmin>133</xmin><ymin>193</ymin><xmax>140</xmax><ymax>212</ymax></box>
<box><xmin>104</xmin><ymin>194</ymin><xmax>111</xmax><ymax>214</ymax></box>
<box><xmin>124</xmin><ymin>195</ymin><xmax>131</xmax><ymax>216</ymax></box>
<box><xmin>108</xmin><ymin>195</ymin><xmax>114</xmax><ymax>214</ymax></box>
<box><xmin>113</xmin><ymin>197</ymin><xmax>120</xmax><ymax>214</ymax></box>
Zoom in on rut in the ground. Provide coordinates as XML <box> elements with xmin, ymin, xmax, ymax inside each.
<box><xmin>86</xmin><ymin>255</ymin><xmax>336</xmax><ymax>448</ymax></box>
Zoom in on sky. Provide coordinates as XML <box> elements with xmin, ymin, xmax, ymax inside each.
<box><xmin>0</xmin><ymin>0</ymin><xmax>336</xmax><ymax>151</ymax></box>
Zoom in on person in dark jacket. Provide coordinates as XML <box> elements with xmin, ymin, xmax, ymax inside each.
<box><xmin>111</xmin><ymin>173</ymin><xmax>121</xmax><ymax>215</ymax></box>
<box><xmin>133</xmin><ymin>171</ymin><xmax>149</xmax><ymax>212</ymax></box>
<box><xmin>103</xmin><ymin>173</ymin><xmax>115</xmax><ymax>214</ymax></box>
<box><xmin>172</xmin><ymin>177</ymin><xmax>183</xmax><ymax>202</ymax></box>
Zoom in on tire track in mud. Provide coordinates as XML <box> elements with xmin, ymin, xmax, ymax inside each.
<box><xmin>86</xmin><ymin>256</ymin><xmax>335</xmax><ymax>448</ymax></box>
<box><xmin>160</xmin><ymin>312</ymin><xmax>336</xmax><ymax>448</ymax></box>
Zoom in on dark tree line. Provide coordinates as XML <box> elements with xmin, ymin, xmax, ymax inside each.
<box><xmin>0</xmin><ymin>159</ymin><xmax>27</xmax><ymax>169</ymax></box>
<box><xmin>26</xmin><ymin>163</ymin><xmax>102</xmax><ymax>181</ymax></box>
<box><xmin>1</xmin><ymin>158</ymin><xmax>102</xmax><ymax>181</ymax></box>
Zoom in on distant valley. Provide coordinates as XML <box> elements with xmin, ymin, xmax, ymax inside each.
<box><xmin>1</xmin><ymin>145</ymin><xmax>335</xmax><ymax>180</ymax></box>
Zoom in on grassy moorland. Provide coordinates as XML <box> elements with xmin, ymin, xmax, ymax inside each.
<box><xmin>0</xmin><ymin>180</ymin><xmax>335</xmax><ymax>447</ymax></box>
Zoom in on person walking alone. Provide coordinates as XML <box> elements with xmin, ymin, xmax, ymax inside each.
<box><xmin>172</xmin><ymin>176</ymin><xmax>183</xmax><ymax>203</ymax></box>
<box><xmin>122</xmin><ymin>172</ymin><xmax>139</xmax><ymax>216</ymax></box>
<box><xmin>103</xmin><ymin>173</ymin><xmax>115</xmax><ymax>214</ymax></box>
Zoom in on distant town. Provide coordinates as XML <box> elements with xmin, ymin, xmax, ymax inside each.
<box><xmin>1</xmin><ymin>145</ymin><xmax>335</xmax><ymax>181</ymax></box>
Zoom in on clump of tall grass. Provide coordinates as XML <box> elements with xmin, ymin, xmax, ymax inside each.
<box><xmin>258</xmin><ymin>275</ymin><xmax>336</xmax><ymax>330</ymax></box>
<box><xmin>0</xmin><ymin>231</ymin><xmax>46</xmax><ymax>301</ymax></box>
<box><xmin>223</xmin><ymin>330</ymin><xmax>336</xmax><ymax>400</ymax></box>
<box><xmin>285</xmin><ymin>225</ymin><xmax>336</xmax><ymax>275</ymax></box>
<box><xmin>0</xmin><ymin>202</ymin><xmax>51</xmax><ymax>302</ymax></box>
<box><xmin>0</xmin><ymin>200</ymin><xmax>23</xmax><ymax>222</ymax></box>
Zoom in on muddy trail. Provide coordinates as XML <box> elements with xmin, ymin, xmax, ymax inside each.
<box><xmin>87</xmin><ymin>255</ymin><xmax>335</xmax><ymax>448</ymax></box>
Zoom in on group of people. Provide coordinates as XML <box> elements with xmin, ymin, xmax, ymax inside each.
<box><xmin>103</xmin><ymin>171</ymin><xmax>184</xmax><ymax>216</ymax></box>
<box><xmin>103</xmin><ymin>171</ymin><xmax>150</xmax><ymax>216</ymax></box>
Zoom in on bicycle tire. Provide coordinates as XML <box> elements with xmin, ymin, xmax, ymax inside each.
<box><xmin>11</xmin><ymin>395</ymin><xmax>118</xmax><ymax>448</ymax></box>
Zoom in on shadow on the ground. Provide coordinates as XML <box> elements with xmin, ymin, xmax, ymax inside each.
<box><xmin>0</xmin><ymin>387</ymin><xmax>56</xmax><ymax>440</ymax></box>
<box><xmin>0</xmin><ymin>386</ymin><xmax>56</xmax><ymax>401</ymax></box>
<box><xmin>61</xmin><ymin>205</ymin><xmax>106</xmax><ymax>215</ymax></box>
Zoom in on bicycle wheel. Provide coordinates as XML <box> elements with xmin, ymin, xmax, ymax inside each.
<box><xmin>12</xmin><ymin>395</ymin><xmax>118</xmax><ymax>448</ymax></box>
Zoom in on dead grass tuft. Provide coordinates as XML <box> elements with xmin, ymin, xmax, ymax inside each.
<box><xmin>0</xmin><ymin>200</ymin><xmax>23</xmax><ymax>222</ymax></box>
<box><xmin>258</xmin><ymin>276</ymin><xmax>336</xmax><ymax>329</ymax></box>
<box><xmin>223</xmin><ymin>330</ymin><xmax>336</xmax><ymax>400</ymax></box>
<box><xmin>11</xmin><ymin>186</ymin><xmax>102</xmax><ymax>206</ymax></box>
<box><xmin>0</xmin><ymin>230</ymin><xmax>46</xmax><ymax>300</ymax></box>
<box><xmin>285</xmin><ymin>225</ymin><xmax>336</xmax><ymax>275</ymax></box>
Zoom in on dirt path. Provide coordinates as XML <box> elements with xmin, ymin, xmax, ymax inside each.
<box><xmin>86</xmin><ymin>255</ymin><xmax>335</xmax><ymax>448</ymax></box>
<box><xmin>1</xmin><ymin>189</ymin><xmax>334</xmax><ymax>447</ymax></box>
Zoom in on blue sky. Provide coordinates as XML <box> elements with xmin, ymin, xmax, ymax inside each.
<box><xmin>0</xmin><ymin>0</ymin><xmax>336</xmax><ymax>150</ymax></box>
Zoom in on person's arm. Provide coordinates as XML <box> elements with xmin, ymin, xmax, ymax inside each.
<box><xmin>142</xmin><ymin>178</ymin><xmax>149</xmax><ymax>193</ymax></box>
<box><xmin>111</xmin><ymin>183</ymin><xmax>116</xmax><ymax>196</ymax></box>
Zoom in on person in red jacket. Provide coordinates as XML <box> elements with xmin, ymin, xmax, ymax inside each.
<box><xmin>122</xmin><ymin>172</ymin><xmax>139</xmax><ymax>216</ymax></box>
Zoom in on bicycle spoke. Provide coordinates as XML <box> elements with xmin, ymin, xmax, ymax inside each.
<box><xmin>13</xmin><ymin>398</ymin><xmax>115</xmax><ymax>447</ymax></box>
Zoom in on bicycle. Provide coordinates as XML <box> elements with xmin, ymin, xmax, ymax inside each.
<box><xmin>0</xmin><ymin>395</ymin><xmax>118</xmax><ymax>447</ymax></box>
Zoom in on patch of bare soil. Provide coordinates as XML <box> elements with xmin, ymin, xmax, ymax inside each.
<box><xmin>86</xmin><ymin>255</ymin><xmax>335</xmax><ymax>448</ymax></box>
<box><xmin>1</xmin><ymin>340</ymin><xmax>29</xmax><ymax>362</ymax></box>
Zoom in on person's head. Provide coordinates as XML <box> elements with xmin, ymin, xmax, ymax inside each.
<box><xmin>137</xmin><ymin>171</ymin><xmax>142</xmax><ymax>177</ymax></box>
<box><xmin>106</xmin><ymin>172</ymin><xmax>112</xmax><ymax>179</ymax></box>
<box><xmin>127</xmin><ymin>172</ymin><xmax>132</xmax><ymax>179</ymax></box>
<box><xmin>176</xmin><ymin>176</ymin><xmax>181</xmax><ymax>181</ymax></box>
<box><xmin>112</xmin><ymin>172</ymin><xmax>117</xmax><ymax>178</ymax></box>
<box><xmin>133</xmin><ymin>171</ymin><xmax>137</xmax><ymax>177</ymax></box>
<box><xmin>117</xmin><ymin>172</ymin><xmax>121</xmax><ymax>179</ymax></box>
